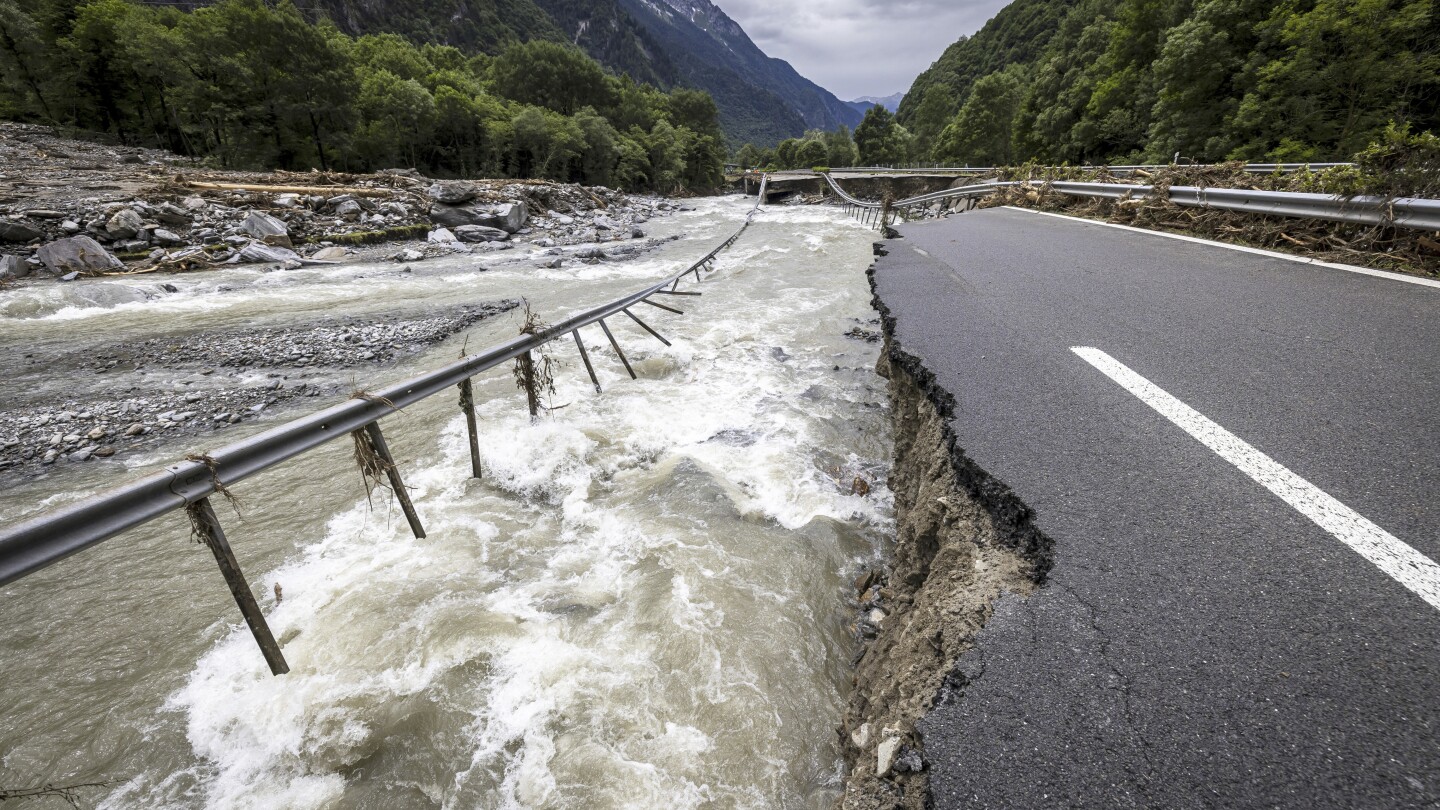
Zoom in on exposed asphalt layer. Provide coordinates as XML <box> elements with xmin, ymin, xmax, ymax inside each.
<box><xmin>871</xmin><ymin>208</ymin><xmax>1440</xmax><ymax>809</ymax></box>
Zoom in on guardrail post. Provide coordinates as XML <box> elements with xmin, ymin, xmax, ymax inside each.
<box><xmin>519</xmin><ymin>350</ymin><xmax>541</xmax><ymax>419</ymax></box>
<box><xmin>623</xmin><ymin>307</ymin><xmax>671</xmax><ymax>346</ymax></box>
<box><xmin>362</xmin><ymin>422</ymin><xmax>426</xmax><ymax>539</ymax></box>
<box><xmin>573</xmin><ymin>330</ymin><xmax>602</xmax><ymax>393</ymax></box>
<box><xmin>458</xmin><ymin>378</ymin><xmax>483</xmax><ymax>480</ymax></box>
<box><xmin>598</xmin><ymin>319</ymin><xmax>637</xmax><ymax>380</ymax></box>
<box><xmin>187</xmin><ymin>497</ymin><xmax>289</xmax><ymax>676</ymax></box>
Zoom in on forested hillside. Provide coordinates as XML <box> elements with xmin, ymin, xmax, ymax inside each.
<box><xmin>0</xmin><ymin>0</ymin><xmax>726</xmax><ymax>191</ymax></box>
<box><xmin>898</xmin><ymin>0</ymin><xmax>1439</xmax><ymax>165</ymax></box>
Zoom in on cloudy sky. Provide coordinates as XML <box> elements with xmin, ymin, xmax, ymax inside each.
<box><xmin>716</xmin><ymin>0</ymin><xmax>1013</xmax><ymax>101</ymax></box>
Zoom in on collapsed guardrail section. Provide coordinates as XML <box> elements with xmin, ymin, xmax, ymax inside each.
<box><xmin>0</xmin><ymin>186</ymin><xmax>768</xmax><ymax>676</ymax></box>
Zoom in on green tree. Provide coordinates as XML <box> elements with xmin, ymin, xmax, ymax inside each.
<box><xmin>1229</xmin><ymin>0</ymin><xmax>1440</xmax><ymax>160</ymax></box>
<box><xmin>853</xmin><ymin>105</ymin><xmax>907</xmax><ymax>165</ymax></box>
<box><xmin>796</xmin><ymin>138</ymin><xmax>828</xmax><ymax>167</ymax></box>
<box><xmin>490</xmin><ymin>40</ymin><xmax>613</xmax><ymax>116</ymax></box>
<box><xmin>933</xmin><ymin>67</ymin><xmax>1025</xmax><ymax>166</ymax></box>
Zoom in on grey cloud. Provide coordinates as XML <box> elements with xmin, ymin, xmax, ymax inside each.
<box><xmin>717</xmin><ymin>0</ymin><xmax>1012</xmax><ymax>100</ymax></box>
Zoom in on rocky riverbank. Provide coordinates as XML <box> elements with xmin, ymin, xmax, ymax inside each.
<box><xmin>0</xmin><ymin>302</ymin><xmax>517</xmax><ymax>477</ymax></box>
<box><xmin>0</xmin><ymin>121</ymin><xmax>677</xmax><ymax>283</ymax></box>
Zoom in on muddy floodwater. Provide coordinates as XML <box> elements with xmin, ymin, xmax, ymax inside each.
<box><xmin>0</xmin><ymin>198</ymin><xmax>891</xmax><ymax>809</ymax></box>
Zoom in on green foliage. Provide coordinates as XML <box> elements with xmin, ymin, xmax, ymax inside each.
<box><xmin>0</xmin><ymin>0</ymin><xmax>726</xmax><ymax>192</ymax></box>
<box><xmin>854</xmin><ymin>106</ymin><xmax>910</xmax><ymax>166</ymax></box>
<box><xmin>901</xmin><ymin>0</ymin><xmax>1438</xmax><ymax>166</ymax></box>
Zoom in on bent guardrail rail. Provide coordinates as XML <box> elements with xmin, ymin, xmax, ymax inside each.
<box><xmin>0</xmin><ymin>189</ymin><xmax>768</xmax><ymax>675</ymax></box>
<box><xmin>825</xmin><ymin>173</ymin><xmax>1440</xmax><ymax>233</ymax></box>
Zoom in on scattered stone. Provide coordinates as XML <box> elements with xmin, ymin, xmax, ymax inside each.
<box><xmin>238</xmin><ymin>211</ymin><xmax>292</xmax><ymax>247</ymax></box>
<box><xmin>876</xmin><ymin>734</ymin><xmax>903</xmax><ymax>777</ymax></box>
<box><xmin>151</xmin><ymin>228</ymin><xmax>185</xmax><ymax>246</ymax></box>
<box><xmin>454</xmin><ymin>225</ymin><xmax>509</xmax><ymax>243</ymax></box>
<box><xmin>106</xmin><ymin>208</ymin><xmax>143</xmax><ymax>240</ymax></box>
<box><xmin>428</xmin><ymin>227</ymin><xmax>457</xmax><ymax>243</ymax></box>
<box><xmin>593</xmin><ymin>213</ymin><xmax>619</xmax><ymax>231</ymax></box>
<box><xmin>311</xmin><ymin>246</ymin><xmax>349</xmax><ymax>261</ymax></box>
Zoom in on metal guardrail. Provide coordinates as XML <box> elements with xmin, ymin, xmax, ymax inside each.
<box><xmin>0</xmin><ymin>183</ymin><xmax>769</xmax><ymax>674</ymax></box>
<box><xmin>826</xmin><ymin>163</ymin><xmax>1352</xmax><ymax>175</ymax></box>
<box><xmin>824</xmin><ymin>173</ymin><xmax>1440</xmax><ymax>233</ymax></box>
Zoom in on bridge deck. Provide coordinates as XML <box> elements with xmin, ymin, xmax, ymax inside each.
<box><xmin>872</xmin><ymin>207</ymin><xmax>1440</xmax><ymax>808</ymax></box>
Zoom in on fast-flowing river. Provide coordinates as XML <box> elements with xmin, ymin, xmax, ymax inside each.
<box><xmin>0</xmin><ymin>197</ymin><xmax>890</xmax><ymax>808</ymax></box>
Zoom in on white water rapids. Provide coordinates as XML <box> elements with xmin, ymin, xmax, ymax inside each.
<box><xmin>0</xmin><ymin>198</ymin><xmax>890</xmax><ymax>808</ymax></box>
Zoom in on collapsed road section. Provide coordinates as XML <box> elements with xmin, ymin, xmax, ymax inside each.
<box><xmin>848</xmin><ymin>207</ymin><xmax>1440</xmax><ymax>809</ymax></box>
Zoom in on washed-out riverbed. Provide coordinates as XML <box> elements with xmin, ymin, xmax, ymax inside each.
<box><xmin>0</xmin><ymin>197</ymin><xmax>891</xmax><ymax>808</ymax></box>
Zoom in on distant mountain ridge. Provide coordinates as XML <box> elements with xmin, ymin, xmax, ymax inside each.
<box><xmin>169</xmin><ymin>0</ymin><xmax>856</xmax><ymax>147</ymax></box>
<box><xmin>614</xmin><ymin>0</ymin><xmax>864</xmax><ymax>144</ymax></box>
<box><xmin>848</xmin><ymin>93</ymin><xmax>905</xmax><ymax>115</ymax></box>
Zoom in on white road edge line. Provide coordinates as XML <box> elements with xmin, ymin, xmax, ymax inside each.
<box><xmin>1004</xmin><ymin>206</ymin><xmax>1440</xmax><ymax>290</ymax></box>
<box><xmin>1072</xmin><ymin>346</ymin><xmax>1440</xmax><ymax>612</ymax></box>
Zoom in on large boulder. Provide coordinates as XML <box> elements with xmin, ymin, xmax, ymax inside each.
<box><xmin>35</xmin><ymin>236</ymin><xmax>124</xmax><ymax>276</ymax></box>
<box><xmin>429</xmin><ymin>204</ymin><xmax>489</xmax><ymax>228</ymax></box>
<box><xmin>427</xmin><ymin>181</ymin><xmax>479</xmax><ymax>205</ymax></box>
<box><xmin>489</xmin><ymin>202</ymin><xmax>528</xmax><ymax>233</ymax></box>
<box><xmin>0</xmin><ymin>219</ymin><xmax>43</xmax><ymax>243</ymax></box>
<box><xmin>238</xmin><ymin>211</ymin><xmax>292</xmax><ymax>247</ymax></box>
<box><xmin>453</xmin><ymin>225</ymin><xmax>509</xmax><ymax>243</ymax></box>
<box><xmin>106</xmin><ymin>208</ymin><xmax>143</xmax><ymax>240</ymax></box>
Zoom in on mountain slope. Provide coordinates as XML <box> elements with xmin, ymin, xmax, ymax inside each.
<box><xmin>616</xmin><ymin>0</ymin><xmax>863</xmax><ymax>144</ymax></box>
<box><xmin>850</xmin><ymin>93</ymin><xmax>905</xmax><ymax>114</ymax></box>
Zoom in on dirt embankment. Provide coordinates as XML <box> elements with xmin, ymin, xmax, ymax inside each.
<box><xmin>836</xmin><ymin>250</ymin><xmax>1054</xmax><ymax>809</ymax></box>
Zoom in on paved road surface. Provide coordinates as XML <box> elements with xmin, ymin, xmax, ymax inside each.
<box><xmin>871</xmin><ymin>208</ymin><xmax>1440</xmax><ymax>809</ymax></box>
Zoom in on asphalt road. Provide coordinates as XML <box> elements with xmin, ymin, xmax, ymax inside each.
<box><xmin>871</xmin><ymin>208</ymin><xmax>1440</xmax><ymax>809</ymax></box>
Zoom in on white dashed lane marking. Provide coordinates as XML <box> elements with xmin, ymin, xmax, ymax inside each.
<box><xmin>1073</xmin><ymin>346</ymin><xmax>1440</xmax><ymax>612</ymax></box>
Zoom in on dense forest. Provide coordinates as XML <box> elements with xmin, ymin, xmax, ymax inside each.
<box><xmin>895</xmin><ymin>0</ymin><xmax>1439</xmax><ymax>166</ymax></box>
<box><xmin>0</xmin><ymin>0</ymin><xmax>726</xmax><ymax>192</ymax></box>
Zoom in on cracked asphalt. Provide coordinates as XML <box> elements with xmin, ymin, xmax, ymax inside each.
<box><xmin>871</xmin><ymin>208</ymin><xmax>1440</xmax><ymax>809</ymax></box>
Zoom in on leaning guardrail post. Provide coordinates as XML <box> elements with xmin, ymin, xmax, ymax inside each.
<box><xmin>357</xmin><ymin>422</ymin><xmax>426</xmax><ymax>539</ymax></box>
<box><xmin>573</xmin><ymin>330</ymin><xmax>602</xmax><ymax>393</ymax></box>
<box><xmin>186</xmin><ymin>497</ymin><xmax>289</xmax><ymax>676</ymax></box>
<box><xmin>623</xmin><ymin>307</ymin><xmax>671</xmax><ymax>346</ymax></box>
<box><xmin>598</xmin><ymin>319</ymin><xmax>637</xmax><ymax>380</ymax></box>
<box><xmin>641</xmin><ymin>297</ymin><xmax>685</xmax><ymax>315</ymax></box>
<box><xmin>457</xmin><ymin>378</ymin><xmax>482</xmax><ymax>479</ymax></box>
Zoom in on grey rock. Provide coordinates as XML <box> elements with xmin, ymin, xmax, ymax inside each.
<box><xmin>490</xmin><ymin>202</ymin><xmax>528</xmax><ymax>233</ymax></box>
<box><xmin>36</xmin><ymin>236</ymin><xmax>124</xmax><ymax>276</ymax></box>
<box><xmin>427</xmin><ymin>181</ymin><xmax>479</xmax><ymax>205</ymax></box>
<box><xmin>0</xmin><ymin>219</ymin><xmax>44</xmax><ymax>242</ymax></box>
<box><xmin>310</xmin><ymin>246</ymin><xmax>349</xmax><ymax>261</ymax></box>
<box><xmin>152</xmin><ymin>228</ymin><xmax>185</xmax><ymax>246</ymax></box>
<box><xmin>334</xmin><ymin>199</ymin><xmax>363</xmax><ymax>220</ymax></box>
<box><xmin>106</xmin><ymin>208</ymin><xmax>143</xmax><ymax>240</ymax></box>
<box><xmin>238</xmin><ymin>243</ymin><xmax>301</xmax><ymax>264</ymax></box>
<box><xmin>0</xmin><ymin>254</ymin><xmax>28</xmax><ymax>280</ymax></box>
<box><xmin>593</xmin><ymin>214</ymin><xmax>620</xmax><ymax>231</ymax></box>
<box><xmin>399</xmin><ymin>249</ymin><xmax>424</xmax><ymax>262</ymax></box>
<box><xmin>430</xmin><ymin>204</ymin><xmax>489</xmax><ymax>228</ymax></box>
<box><xmin>182</xmin><ymin>196</ymin><xmax>208</xmax><ymax>211</ymax></box>
<box><xmin>154</xmin><ymin>203</ymin><xmax>192</xmax><ymax>225</ymax></box>
<box><xmin>239</xmin><ymin>211</ymin><xmax>291</xmax><ymax>247</ymax></box>
<box><xmin>630</xmin><ymin>226</ymin><xmax>645</xmax><ymax>239</ymax></box>
<box><xmin>59</xmin><ymin>220</ymin><xmax>82</xmax><ymax>234</ymax></box>
<box><xmin>454</xmin><ymin>225</ymin><xmax>509</xmax><ymax>243</ymax></box>
<box><xmin>428</xmin><ymin>227</ymin><xmax>457</xmax><ymax>243</ymax></box>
